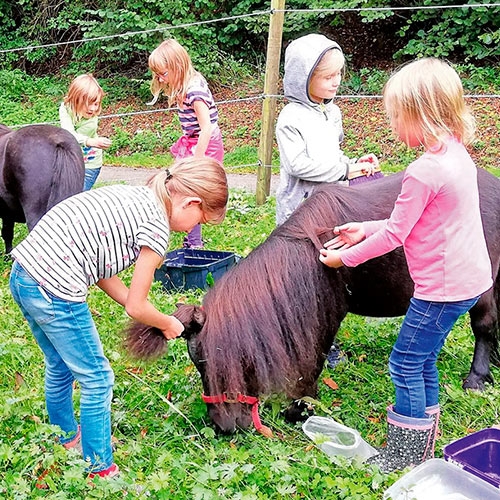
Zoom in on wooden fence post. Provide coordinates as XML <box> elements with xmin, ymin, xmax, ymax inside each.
<box><xmin>256</xmin><ymin>0</ymin><xmax>285</xmax><ymax>205</ymax></box>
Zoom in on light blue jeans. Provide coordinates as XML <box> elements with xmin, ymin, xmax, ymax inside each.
<box><xmin>9</xmin><ymin>261</ymin><xmax>114</xmax><ymax>471</ymax></box>
<box><xmin>83</xmin><ymin>167</ymin><xmax>101</xmax><ymax>191</ymax></box>
<box><xmin>389</xmin><ymin>296</ymin><xmax>479</xmax><ymax>418</ymax></box>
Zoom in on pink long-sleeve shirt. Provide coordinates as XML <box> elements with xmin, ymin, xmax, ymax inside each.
<box><xmin>340</xmin><ymin>138</ymin><xmax>492</xmax><ymax>302</ymax></box>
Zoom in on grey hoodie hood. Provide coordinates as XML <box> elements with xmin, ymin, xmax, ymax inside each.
<box><xmin>283</xmin><ymin>34</ymin><xmax>342</xmax><ymax>105</ymax></box>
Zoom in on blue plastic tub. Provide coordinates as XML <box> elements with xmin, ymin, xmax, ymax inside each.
<box><xmin>154</xmin><ymin>248</ymin><xmax>237</xmax><ymax>291</ymax></box>
<box><xmin>444</xmin><ymin>427</ymin><xmax>500</xmax><ymax>489</ymax></box>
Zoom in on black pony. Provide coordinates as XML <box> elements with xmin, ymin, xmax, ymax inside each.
<box><xmin>127</xmin><ymin>169</ymin><xmax>500</xmax><ymax>433</ymax></box>
<box><xmin>0</xmin><ymin>124</ymin><xmax>84</xmax><ymax>253</ymax></box>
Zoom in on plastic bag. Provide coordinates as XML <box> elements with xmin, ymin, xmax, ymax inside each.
<box><xmin>302</xmin><ymin>416</ymin><xmax>378</xmax><ymax>461</ymax></box>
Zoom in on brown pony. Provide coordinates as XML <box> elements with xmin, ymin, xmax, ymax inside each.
<box><xmin>0</xmin><ymin>124</ymin><xmax>84</xmax><ymax>253</ymax></box>
<box><xmin>126</xmin><ymin>168</ymin><xmax>500</xmax><ymax>433</ymax></box>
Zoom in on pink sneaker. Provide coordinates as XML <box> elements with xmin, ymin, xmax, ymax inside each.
<box><xmin>88</xmin><ymin>463</ymin><xmax>120</xmax><ymax>479</ymax></box>
<box><xmin>62</xmin><ymin>426</ymin><xmax>81</xmax><ymax>450</ymax></box>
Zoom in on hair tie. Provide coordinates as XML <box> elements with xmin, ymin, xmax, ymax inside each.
<box><xmin>165</xmin><ymin>168</ymin><xmax>173</xmax><ymax>182</ymax></box>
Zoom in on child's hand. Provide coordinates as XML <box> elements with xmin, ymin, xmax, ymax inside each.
<box><xmin>323</xmin><ymin>222</ymin><xmax>365</xmax><ymax>250</ymax></box>
<box><xmin>161</xmin><ymin>315</ymin><xmax>185</xmax><ymax>340</ymax></box>
<box><xmin>97</xmin><ymin>137</ymin><xmax>112</xmax><ymax>149</ymax></box>
<box><xmin>87</xmin><ymin>137</ymin><xmax>112</xmax><ymax>149</ymax></box>
<box><xmin>356</xmin><ymin>153</ymin><xmax>379</xmax><ymax>175</ymax></box>
<box><xmin>319</xmin><ymin>248</ymin><xmax>344</xmax><ymax>268</ymax></box>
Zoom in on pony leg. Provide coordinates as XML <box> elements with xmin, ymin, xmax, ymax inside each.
<box><xmin>463</xmin><ymin>289</ymin><xmax>498</xmax><ymax>390</ymax></box>
<box><xmin>1</xmin><ymin>218</ymin><xmax>14</xmax><ymax>254</ymax></box>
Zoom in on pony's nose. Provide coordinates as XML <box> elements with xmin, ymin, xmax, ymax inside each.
<box><xmin>208</xmin><ymin>407</ymin><xmax>236</xmax><ymax>434</ymax></box>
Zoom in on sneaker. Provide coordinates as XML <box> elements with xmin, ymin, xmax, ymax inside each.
<box><xmin>62</xmin><ymin>425</ymin><xmax>81</xmax><ymax>450</ymax></box>
<box><xmin>88</xmin><ymin>463</ymin><xmax>120</xmax><ymax>480</ymax></box>
<box><xmin>35</xmin><ymin>466</ymin><xmax>57</xmax><ymax>489</ymax></box>
<box><xmin>326</xmin><ymin>343</ymin><xmax>347</xmax><ymax>369</ymax></box>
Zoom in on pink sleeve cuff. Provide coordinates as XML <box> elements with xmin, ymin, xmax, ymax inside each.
<box><xmin>363</xmin><ymin>219</ymin><xmax>386</xmax><ymax>238</ymax></box>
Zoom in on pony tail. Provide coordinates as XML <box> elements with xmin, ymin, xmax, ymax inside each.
<box><xmin>124</xmin><ymin>322</ymin><xmax>168</xmax><ymax>360</ymax></box>
<box><xmin>148</xmin><ymin>170</ymin><xmax>173</xmax><ymax>218</ymax></box>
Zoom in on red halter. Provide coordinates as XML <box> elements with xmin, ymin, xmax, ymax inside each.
<box><xmin>201</xmin><ymin>392</ymin><xmax>263</xmax><ymax>431</ymax></box>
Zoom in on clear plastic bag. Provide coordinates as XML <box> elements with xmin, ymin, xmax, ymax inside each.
<box><xmin>302</xmin><ymin>416</ymin><xmax>378</xmax><ymax>461</ymax></box>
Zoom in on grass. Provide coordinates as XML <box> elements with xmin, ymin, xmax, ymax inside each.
<box><xmin>1</xmin><ymin>190</ymin><xmax>500</xmax><ymax>499</ymax></box>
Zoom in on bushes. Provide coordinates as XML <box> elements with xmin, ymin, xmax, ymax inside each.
<box><xmin>0</xmin><ymin>1</ymin><xmax>498</xmax><ymax>77</ymax></box>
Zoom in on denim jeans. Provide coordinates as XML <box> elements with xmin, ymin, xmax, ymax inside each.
<box><xmin>9</xmin><ymin>261</ymin><xmax>114</xmax><ymax>471</ymax></box>
<box><xmin>83</xmin><ymin>167</ymin><xmax>101</xmax><ymax>191</ymax></box>
<box><xmin>389</xmin><ymin>296</ymin><xmax>479</xmax><ymax>418</ymax></box>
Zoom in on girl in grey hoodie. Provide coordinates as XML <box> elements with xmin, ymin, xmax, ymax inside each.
<box><xmin>275</xmin><ymin>34</ymin><xmax>380</xmax><ymax>225</ymax></box>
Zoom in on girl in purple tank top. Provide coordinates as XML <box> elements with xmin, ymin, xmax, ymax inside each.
<box><xmin>148</xmin><ymin>39</ymin><xmax>224</xmax><ymax>248</ymax></box>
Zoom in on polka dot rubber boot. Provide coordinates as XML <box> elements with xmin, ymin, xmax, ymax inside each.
<box><xmin>366</xmin><ymin>405</ymin><xmax>434</xmax><ymax>474</ymax></box>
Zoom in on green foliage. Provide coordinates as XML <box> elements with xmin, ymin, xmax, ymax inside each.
<box><xmin>394</xmin><ymin>1</ymin><xmax>499</xmax><ymax>62</ymax></box>
<box><xmin>0</xmin><ymin>1</ymin><xmax>498</xmax><ymax>77</ymax></box>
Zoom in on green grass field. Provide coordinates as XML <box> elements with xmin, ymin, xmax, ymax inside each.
<box><xmin>1</xmin><ymin>191</ymin><xmax>499</xmax><ymax>499</ymax></box>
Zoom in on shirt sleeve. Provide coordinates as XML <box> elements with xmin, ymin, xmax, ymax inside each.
<box><xmin>136</xmin><ymin>220</ymin><xmax>170</xmax><ymax>258</ymax></box>
<box><xmin>185</xmin><ymin>80</ymin><xmax>212</xmax><ymax>108</ymax></box>
<box><xmin>340</xmin><ymin>170</ymin><xmax>438</xmax><ymax>267</ymax></box>
<box><xmin>276</xmin><ymin>122</ymin><xmax>349</xmax><ymax>183</ymax></box>
<box><xmin>59</xmin><ymin>103</ymin><xmax>88</xmax><ymax>146</ymax></box>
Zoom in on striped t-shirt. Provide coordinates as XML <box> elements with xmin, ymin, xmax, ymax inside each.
<box><xmin>11</xmin><ymin>185</ymin><xmax>170</xmax><ymax>302</ymax></box>
<box><xmin>178</xmin><ymin>74</ymin><xmax>218</xmax><ymax>137</ymax></box>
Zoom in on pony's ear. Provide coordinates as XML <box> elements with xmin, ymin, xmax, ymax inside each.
<box><xmin>173</xmin><ymin>303</ymin><xmax>206</xmax><ymax>339</ymax></box>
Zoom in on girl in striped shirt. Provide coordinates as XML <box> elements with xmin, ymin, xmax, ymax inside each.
<box><xmin>9</xmin><ymin>157</ymin><xmax>228</xmax><ymax>481</ymax></box>
<box><xmin>149</xmin><ymin>39</ymin><xmax>224</xmax><ymax>248</ymax></box>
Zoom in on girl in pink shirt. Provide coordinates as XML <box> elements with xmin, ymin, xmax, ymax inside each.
<box><xmin>320</xmin><ymin>58</ymin><xmax>492</xmax><ymax>473</ymax></box>
<box><xmin>148</xmin><ymin>39</ymin><xmax>224</xmax><ymax>249</ymax></box>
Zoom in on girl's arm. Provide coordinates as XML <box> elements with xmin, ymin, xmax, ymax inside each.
<box><xmin>59</xmin><ymin>103</ymin><xmax>112</xmax><ymax>149</ymax></box>
<box><xmin>276</xmin><ymin>121</ymin><xmax>348</xmax><ymax>182</ymax></box>
<box><xmin>87</xmin><ymin>137</ymin><xmax>113</xmax><ymax>149</ymax></box>
<box><xmin>97</xmin><ymin>247</ymin><xmax>184</xmax><ymax>339</ymax></box>
<box><xmin>192</xmin><ymin>100</ymin><xmax>212</xmax><ymax>158</ymax></box>
<box><xmin>339</xmin><ymin>172</ymin><xmax>436</xmax><ymax>268</ymax></box>
<box><xmin>96</xmin><ymin>275</ymin><xmax>129</xmax><ymax>306</ymax></box>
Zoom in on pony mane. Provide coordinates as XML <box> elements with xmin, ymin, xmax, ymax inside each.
<box><xmin>200</xmin><ymin>178</ymin><xmax>399</xmax><ymax>401</ymax></box>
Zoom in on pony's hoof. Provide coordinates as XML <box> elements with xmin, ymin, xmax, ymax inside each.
<box><xmin>462</xmin><ymin>372</ymin><xmax>493</xmax><ymax>391</ymax></box>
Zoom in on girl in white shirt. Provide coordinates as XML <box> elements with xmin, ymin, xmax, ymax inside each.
<box><xmin>10</xmin><ymin>156</ymin><xmax>228</xmax><ymax>480</ymax></box>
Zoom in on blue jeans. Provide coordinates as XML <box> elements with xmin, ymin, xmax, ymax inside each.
<box><xmin>83</xmin><ymin>167</ymin><xmax>101</xmax><ymax>191</ymax></box>
<box><xmin>390</xmin><ymin>296</ymin><xmax>479</xmax><ymax>418</ymax></box>
<box><xmin>9</xmin><ymin>262</ymin><xmax>114</xmax><ymax>471</ymax></box>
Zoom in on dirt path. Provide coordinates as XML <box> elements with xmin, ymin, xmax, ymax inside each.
<box><xmin>100</xmin><ymin>166</ymin><xmax>278</xmax><ymax>194</ymax></box>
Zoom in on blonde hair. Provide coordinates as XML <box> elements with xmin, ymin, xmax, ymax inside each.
<box><xmin>149</xmin><ymin>39</ymin><xmax>196</xmax><ymax>107</ymax></box>
<box><xmin>64</xmin><ymin>74</ymin><xmax>105</xmax><ymax>120</ymax></box>
<box><xmin>311</xmin><ymin>48</ymin><xmax>345</xmax><ymax>80</ymax></box>
<box><xmin>383</xmin><ymin>58</ymin><xmax>475</xmax><ymax>148</ymax></box>
<box><xmin>148</xmin><ymin>157</ymin><xmax>228</xmax><ymax>224</ymax></box>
